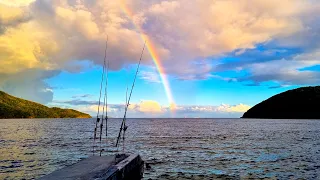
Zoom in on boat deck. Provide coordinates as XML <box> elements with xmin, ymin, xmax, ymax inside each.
<box><xmin>39</xmin><ymin>154</ymin><xmax>144</xmax><ymax>180</ymax></box>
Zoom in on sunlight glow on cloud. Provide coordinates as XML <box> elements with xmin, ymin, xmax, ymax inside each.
<box><xmin>0</xmin><ymin>4</ymin><xmax>25</xmax><ymax>24</ymax></box>
<box><xmin>216</xmin><ymin>103</ymin><xmax>251</xmax><ymax>113</ymax></box>
<box><xmin>0</xmin><ymin>0</ymin><xmax>35</xmax><ymax>7</ymax></box>
<box><xmin>135</xmin><ymin>100</ymin><xmax>162</xmax><ymax>113</ymax></box>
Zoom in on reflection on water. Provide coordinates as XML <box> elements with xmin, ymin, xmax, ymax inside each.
<box><xmin>0</xmin><ymin>119</ymin><xmax>93</xmax><ymax>179</ymax></box>
<box><xmin>0</xmin><ymin>118</ymin><xmax>320</xmax><ymax>179</ymax></box>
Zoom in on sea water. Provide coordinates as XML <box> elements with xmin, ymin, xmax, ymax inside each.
<box><xmin>0</xmin><ymin>118</ymin><xmax>319</xmax><ymax>179</ymax></box>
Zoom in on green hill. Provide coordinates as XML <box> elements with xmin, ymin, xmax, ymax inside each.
<box><xmin>0</xmin><ymin>91</ymin><xmax>91</xmax><ymax>119</ymax></box>
<box><xmin>242</xmin><ymin>86</ymin><xmax>320</xmax><ymax>119</ymax></box>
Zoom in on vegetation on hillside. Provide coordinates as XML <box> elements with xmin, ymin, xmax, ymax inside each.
<box><xmin>242</xmin><ymin>86</ymin><xmax>320</xmax><ymax>119</ymax></box>
<box><xmin>0</xmin><ymin>91</ymin><xmax>91</xmax><ymax>119</ymax></box>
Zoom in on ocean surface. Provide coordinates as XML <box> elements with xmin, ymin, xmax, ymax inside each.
<box><xmin>0</xmin><ymin>118</ymin><xmax>319</xmax><ymax>180</ymax></box>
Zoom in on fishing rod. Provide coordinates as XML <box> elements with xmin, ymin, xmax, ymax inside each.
<box><xmin>105</xmin><ymin>45</ymin><xmax>110</xmax><ymax>139</ymax></box>
<box><xmin>93</xmin><ymin>39</ymin><xmax>108</xmax><ymax>156</ymax></box>
<box><xmin>116</xmin><ymin>41</ymin><xmax>147</xmax><ymax>148</ymax></box>
<box><xmin>99</xmin><ymin>36</ymin><xmax>109</xmax><ymax>156</ymax></box>
<box><xmin>120</xmin><ymin>66</ymin><xmax>129</xmax><ymax>152</ymax></box>
<box><xmin>123</xmin><ymin>84</ymin><xmax>129</xmax><ymax>152</ymax></box>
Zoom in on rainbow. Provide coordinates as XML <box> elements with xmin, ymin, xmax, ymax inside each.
<box><xmin>119</xmin><ymin>1</ymin><xmax>175</xmax><ymax>106</ymax></box>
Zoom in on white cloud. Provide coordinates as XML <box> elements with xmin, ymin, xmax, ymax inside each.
<box><xmin>216</xmin><ymin>103</ymin><xmax>251</xmax><ymax>113</ymax></box>
<box><xmin>135</xmin><ymin>100</ymin><xmax>162</xmax><ymax>113</ymax></box>
<box><xmin>74</xmin><ymin>104</ymin><xmax>120</xmax><ymax>116</ymax></box>
<box><xmin>54</xmin><ymin>99</ymin><xmax>251</xmax><ymax>117</ymax></box>
<box><xmin>139</xmin><ymin>70</ymin><xmax>161</xmax><ymax>83</ymax></box>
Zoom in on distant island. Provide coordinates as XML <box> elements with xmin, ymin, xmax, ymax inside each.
<box><xmin>242</xmin><ymin>86</ymin><xmax>320</xmax><ymax>119</ymax></box>
<box><xmin>0</xmin><ymin>91</ymin><xmax>91</xmax><ymax>119</ymax></box>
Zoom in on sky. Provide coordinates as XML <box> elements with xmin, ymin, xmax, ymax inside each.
<box><xmin>0</xmin><ymin>0</ymin><xmax>320</xmax><ymax>118</ymax></box>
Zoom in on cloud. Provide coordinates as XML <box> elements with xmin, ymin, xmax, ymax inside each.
<box><xmin>214</xmin><ymin>47</ymin><xmax>302</xmax><ymax>72</ymax></box>
<box><xmin>172</xmin><ymin>103</ymin><xmax>252</xmax><ymax>117</ymax></box>
<box><xmin>0</xmin><ymin>4</ymin><xmax>28</xmax><ymax>27</ymax></box>
<box><xmin>0</xmin><ymin>0</ymin><xmax>36</xmax><ymax>7</ymax></box>
<box><xmin>53</xmin><ymin>99</ymin><xmax>98</xmax><ymax>106</ymax></box>
<box><xmin>57</xmin><ymin>100</ymin><xmax>163</xmax><ymax>114</ymax></box>
<box><xmin>0</xmin><ymin>69</ymin><xmax>59</xmax><ymax>104</ymax></box>
<box><xmin>216</xmin><ymin>103</ymin><xmax>251</xmax><ymax>113</ymax></box>
<box><xmin>132</xmin><ymin>100</ymin><xmax>162</xmax><ymax>113</ymax></box>
<box><xmin>139</xmin><ymin>70</ymin><xmax>161</xmax><ymax>83</ymax></box>
<box><xmin>173</xmin><ymin>104</ymin><xmax>251</xmax><ymax>114</ymax></box>
<box><xmin>53</xmin><ymin>98</ymin><xmax>251</xmax><ymax>117</ymax></box>
<box><xmin>71</xmin><ymin>94</ymin><xmax>93</xmax><ymax>99</ymax></box>
<box><xmin>268</xmin><ymin>84</ymin><xmax>291</xmax><ymax>89</ymax></box>
<box><xmin>74</xmin><ymin>104</ymin><xmax>121</xmax><ymax>116</ymax></box>
<box><xmin>2</xmin><ymin>0</ymin><xmax>313</xmax><ymax>75</ymax></box>
<box><xmin>236</xmin><ymin>50</ymin><xmax>320</xmax><ymax>85</ymax></box>
<box><xmin>1</xmin><ymin>0</ymin><xmax>320</xmax><ymax>103</ymax></box>
<box><xmin>209</xmin><ymin>1</ymin><xmax>320</xmax><ymax>87</ymax></box>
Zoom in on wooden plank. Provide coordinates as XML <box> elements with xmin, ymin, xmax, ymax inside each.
<box><xmin>38</xmin><ymin>154</ymin><xmax>144</xmax><ymax>180</ymax></box>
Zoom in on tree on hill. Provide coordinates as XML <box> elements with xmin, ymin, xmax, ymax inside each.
<box><xmin>0</xmin><ymin>91</ymin><xmax>91</xmax><ymax>119</ymax></box>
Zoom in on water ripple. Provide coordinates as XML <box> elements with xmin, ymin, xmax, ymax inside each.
<box><xmin>0</xmin><ymin>118</ymin><xmax>320</xmax><ymax>179</ymax></box>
